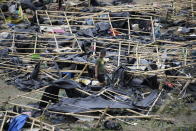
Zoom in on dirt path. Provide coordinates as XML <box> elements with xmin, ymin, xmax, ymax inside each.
<box><xmin>0</xmin><ymin>80</ymin><xmax>23</xmax><ymax>103</ymax></box>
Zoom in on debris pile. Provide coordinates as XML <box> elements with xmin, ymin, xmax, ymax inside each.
<box><xmin>0</xmin><ymin>0</ymin><xmax>195</xmax><ymax>130</ymax></box>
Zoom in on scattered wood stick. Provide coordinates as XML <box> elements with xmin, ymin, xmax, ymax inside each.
<box><xmin>147</xmin><ymin>89</ymin><xmax>163</xmax><ymax>115</ymax></box>
<box><xmin>95</xmin><ymin>107</ymin><xmax>109</xmax><ymax>128</ymax></box>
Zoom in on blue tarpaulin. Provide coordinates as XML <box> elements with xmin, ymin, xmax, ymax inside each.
<box><xmin>8</xmin><ymin>114</ymin><xmax>29</xmax><ymax>131</ymax></box>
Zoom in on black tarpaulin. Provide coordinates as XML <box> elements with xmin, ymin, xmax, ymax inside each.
<box><xmin>49</xmin><ymin>78</ymin><xmax>81</xmax><ymax>89</ymax></box>
<box><xmin>39</xmin><ymin>78</ymin><xmax>85</xmax><ymax>108</ymax></box>
<box><xmin>133</xmin><ymin>90</ymin><xmax>159</xmax><ymax>108</ymax></box>
<box><xmin>48</xmin><ymin>95</ymin><xmax>134</xmax><ymax>113</ymax></box>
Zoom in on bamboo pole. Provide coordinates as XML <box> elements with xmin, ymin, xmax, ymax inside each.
<box><xmin>74</xmin><ymin>34</ymin><xmax>83</xmax><ymax>52</ymax></box>
<box><xmin>151</xmin><ymin>16</ymin><xmax>156</xmax><ymax>42</ymax></box>
<box><xmin>179</xmin><ymin>80</ymin><xmax>192</xmax><ymax>96</ymax></box>
<box><xmin>127</xmin><ymin>17</ymin><xmax>131</xmax><ymax>55</ymax></box>
<box><xmin>30</xmin><ymin>119</ymin><xmax>35</xmax><ymax>131</ymax></box>
<box><xmin>95</xmin><ymin>107</ymin><xmax>109</xmax><ymax>128</ymax></box>
<box><xmin>45</xmin><ymin>10</ymin><xmax>59</xmax><ymax>52</ymax></box>
<box><xmin>103</xmin><ymin>112</ymin><xmax>136</xmax><ymax>125</ymax></box>
<box><xmin>75</xmin><ymin>88</ymin><xmax>92</xmax><ymax>96</ymax></box>
<box><xmin>77</xmin><ymin>64</ymin><xmax>88</xmax><ymax>78</ymax></box>
<box><xmin>88</xmin><ymin>0</ymin><xmax>91</xmax><ymax>7</ymax></box>
<box><xmin>0</xmin><ymin>111</ymin><xmax>7</xmax><ymax>131</ymax></box>
<box><xmin>0</xmin><ymin>8</ymin><xmax>7</xmax><ymax>24</ymax></box>
<box><xmin>117</xmin><ymin>42</ymin><xmax>122</xmax><ymax>66</ymax></box>
<box><xmin>184</xmin><ymin>48</ymin><xmax>188</xmax><ymax>66</ymax></box>
<box><xmin>136</xmin><ymin>43</ymin><xmax>139</xmax><ymax>69</ymax></box>
<box><xmin>106</xmin><ymin>89</ymin><xmax>131</xmax><ymax>99</ymax></box>
<box><xmin>37</xmin><ymin>11</ymin><xmax>151</xmax><ymax>21</ymax></box>
<box><xmin>126</xmin><ymin>109</ymin><xmax>144</xmax><ymax>116</ymax></box>
<box><xmin>156</xmin><ymin>46</ymin><xmax>160</xmax><ymax>65</ymax></box>
<box><xmin>64</xmin><ymin>12</ymin><xmax>73</xmax><ymax>35</ymax></box>
<box><xmin>106</xmin><ymin>115</ymin><xmax>159</xmax><ymax>119</ymax></box>
<box><xmin>34</xmin><ymin>33</ymin><xmax>38</xmax><ymax>54</ymax></box>
<box><xmin>36</xmin><ymin>10</ymin><xmax>41</xmax><ymax>33</ymax></box>
<box><xmin>191</xmin><ymin>0</ymin><xmax>194</xmax><ymax>17</ymax></box>
<box><xmin>11</xmin><ymin>52</ymin><xmax>83</xmax><ymax>55</ymax></box>
<box><xmin>146</xmin><ymin>89</ymin><xmax>163</xmax><ymax>115</ymax></box>
<box><xmin>11</xmin><ymin>32</ymin><xmax>15</xmax><ymax>53</ymax></box>
<box><xmin>108</xmin><ymin>13</ymin><xmax>116</xmax><ymax>37</ymax></box>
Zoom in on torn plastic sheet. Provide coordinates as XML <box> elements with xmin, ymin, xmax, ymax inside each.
<box><xmin>142</xmin><ymin>75</ymin><xmax>159</xmax><ymax>89</ymax></box>
<box><xmin>103</xmin><ymin>120</ymin><xmax>122</xmax><ymax>130</ymax></box>
<box><xmin>8</xmin><ymin>63</ymin><xmax>47</xmax><ymax>91</ymax></box>
<box><xmin>95</xmin><ymin>22</ymin><xmax>110</xmax><ymax>32</ymax></box>
<box><xmin>77</xmin><ymin>28</ymin><xmax>95</xmax><ymax>37</ymax></box>
<box><xmin>20</xmin><ymin>0</ymin><xmax>36</xmax><ymax>10</ymax></box>
<box><xmin>0</xmin><ymin>32</ymin><xmax>11</xmax><ymax>42</ymax></box>
<box><xmin>29</xmin><ymin>62</ymin><xmax>40</xmax><ymax>80</ymax></box>
<box><xmin>39</xmin><ymin>79</ymin><xmax>85</xmax><ymax>108</ymax></box>
<box><xmin>48</xmin><ymin>95</ymin><xmax>134</xmax><ymax>113</ymax></box>
<box><xmin>48</xmin><ymin>78</ymin><xmax>81</xmax><ymax>89</ymax></box>
<box><xmin>0</xmin><ymin>48</ymin><xmax>10</xmax><ymax>58</ymax></box>
<box><xmin>113</xmin><ymin>0</ymin><xmax>133</xmax><ymax>5</ymax></box>
<box><xmin>187</xmin><ymin>83</ymin><xmax>196</xmax><ymax>99</ymax></box>
<box><xmin>111</xmin><ymin>66</ymin><xmax>133</xmax><ymax>87</ymax></box>
<box><xmin>133</xmin><ymin>90</ymin><xmax>159</xmax><ymax>108</ymax></box>
<box><xmin>77</xmin><ymin>22</ymin><xmax>110</xmax><ymax>37</ymax></box>
<box><xmin>60</xmin><ymin>55</ymin><xmax>87</xmax><ymax>62</ymax></box>
<box><xmin>9</xmin><ymin>57</ymin><xmax>23</xmax><ymax>65</ymax></box>
<box><xmin>13</xmin><ymin>78</ymin><xmax>47</xmax><ymax>92</ymax></box>
<box><xmin>8</xmin><ymin>114</ymin><xmax>29</xmax><ymax>131</ymax></box>
<box><xmin>127</xmin><ymin>59</ymin><xmax>150</xmax><ymax>71</ymax></box>
<box><xmin>20</xmin><ymin>0</ymin><xmax>46</xmax><ymax>10</ymax></box>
